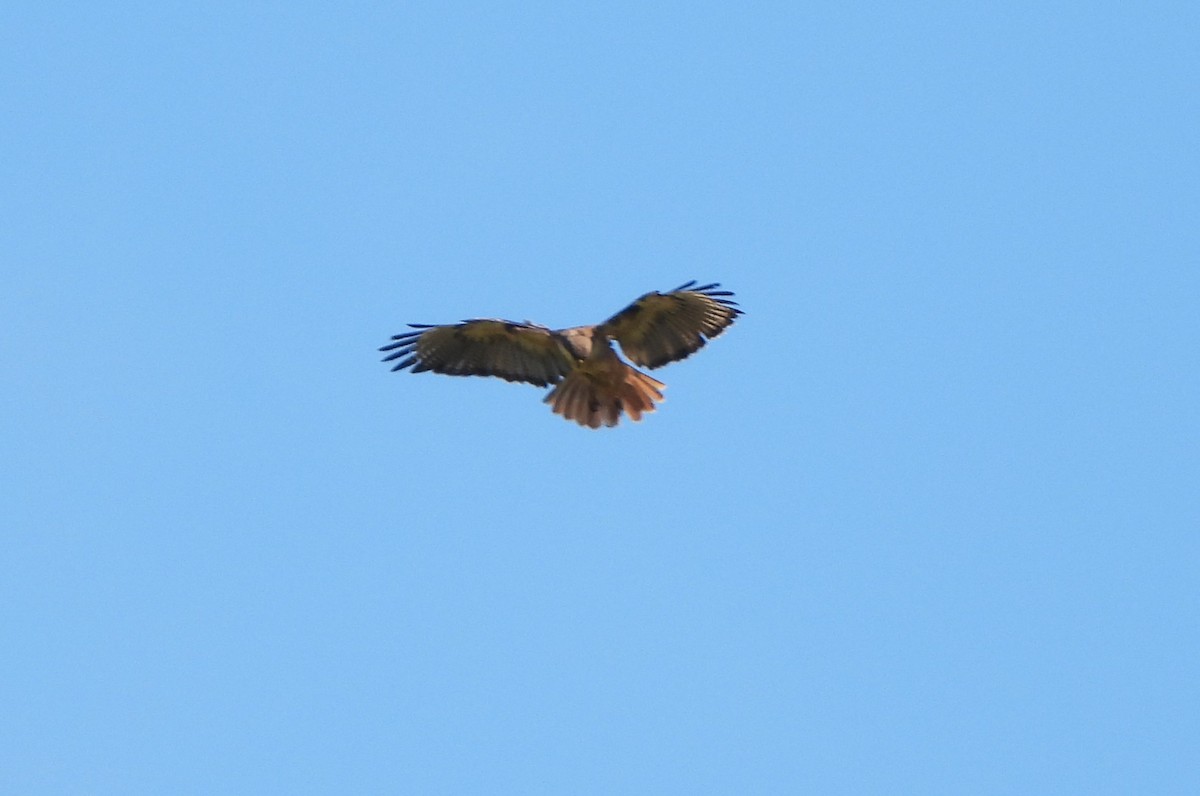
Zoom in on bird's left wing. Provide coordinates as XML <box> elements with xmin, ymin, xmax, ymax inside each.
<box><xmin>599</xmin><ymin>281</ymin><xmax>741</xmax><ymax>369</ymax></box>
<box><xmin>380</xmin><ymin>319</ymin><xmax>576</xmax><ymax>388</ymax></box>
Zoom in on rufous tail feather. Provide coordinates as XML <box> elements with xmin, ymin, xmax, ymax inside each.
<box><xmin>544</xmin><ymin>364</ymin><xmax>665</xmax><ymax>428</ymax></box>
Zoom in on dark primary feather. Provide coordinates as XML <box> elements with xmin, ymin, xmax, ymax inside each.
<box><xmin>380</xmin><ymin>319</ymin><xmax>576</xmax><ymax>387</ymax></box>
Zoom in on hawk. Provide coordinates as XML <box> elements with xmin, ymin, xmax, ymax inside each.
<box><xmin>380</xmin><ymin>281</ymin><xmax>741</xmax><ymax>428</ymax></box>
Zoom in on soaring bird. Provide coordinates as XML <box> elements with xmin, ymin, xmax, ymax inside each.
<box><xmin>380</xmin><ymin>281</ymin><xmax>741</xmax><ymax>428</ymax></box>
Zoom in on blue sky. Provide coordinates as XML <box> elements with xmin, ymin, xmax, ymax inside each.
<box><xmin>3</xmin><ymin>2</ymin><xmax>1197</xmax><ymax>793</ymax></box>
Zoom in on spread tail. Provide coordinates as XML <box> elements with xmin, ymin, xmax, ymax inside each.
<box><xmin>544</xmin><ymin>364</ymin><xmax>665</xmax><ymax>429</ymax></box>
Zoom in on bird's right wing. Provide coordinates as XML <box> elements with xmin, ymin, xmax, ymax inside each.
<box><xmin>380</xmin><ymin>319</ymin><xmax>577</xmax><ymax>388</ymax></box>
<box><xmin>599</xmin><ymin>281</ymin><xmax>741</xmax><ymax>369</ymax></box>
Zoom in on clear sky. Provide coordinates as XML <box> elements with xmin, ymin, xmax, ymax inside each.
<box><xmin>4</xmin><ymin>2</ymin><xmax>1197</xmax><ymax>793</ymax></box>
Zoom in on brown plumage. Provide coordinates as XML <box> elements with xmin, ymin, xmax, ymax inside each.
<box><xmin>380</xmin><ymin>281</ymin><xmax>741</xmax><ymax>428</ymax></box>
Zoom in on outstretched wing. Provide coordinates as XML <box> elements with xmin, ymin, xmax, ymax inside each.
<box><xmin>599</xmin><ymin>281</ymin><xmax>741</xmax><ymax>368</ymax></box>
<box><xmin>380</xmin><ymin>319</ymin><xmax>577</xmax><ymax>388</ymax></box>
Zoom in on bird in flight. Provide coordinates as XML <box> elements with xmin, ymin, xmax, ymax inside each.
<box><xmin>380</xmin><ymin>280</ymin><xmax>742</xmax><ymax>428</ymax></box>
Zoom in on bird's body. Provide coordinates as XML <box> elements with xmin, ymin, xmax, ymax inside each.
<box><xmin>380</xmin><ymin>281</ymin><xmax>741</xmax><ymax>428</ymax></box>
